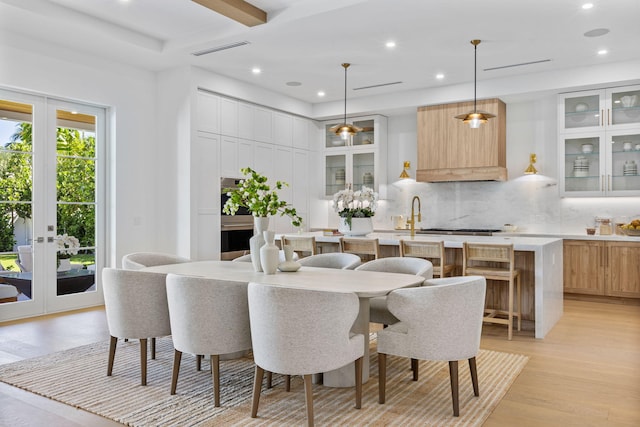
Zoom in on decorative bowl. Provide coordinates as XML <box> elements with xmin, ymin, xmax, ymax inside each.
<box><xmin>502</xmin><ymin>224</ymin><xmax>518</xmax><ymax>232</ymax></box>
<box><xmin>622</xmin><ymin>228</ymin><xmax>640</xmax><ymax>236</ymax></box>
<box><xmin>574</xmin><ymin>102</ymin><xmax>589</xmax><ymax>112</ymax></box>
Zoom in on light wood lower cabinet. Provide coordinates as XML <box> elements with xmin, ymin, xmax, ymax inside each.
<box><xmin>563</xmin><ymin>240</ymin><xmax>640</xmax><ymax>298</ymax></box>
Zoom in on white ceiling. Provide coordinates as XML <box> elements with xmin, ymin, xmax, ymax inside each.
<box><xmin>1</xmin><ymin>0</ymin><xmax>639</xmax><ymax>107</ymax></box>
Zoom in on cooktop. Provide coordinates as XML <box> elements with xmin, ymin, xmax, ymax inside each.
<box><xmin>417</xmin><ymin>228</ymin><xmax>501</xmax><ymax>236</ymax></box>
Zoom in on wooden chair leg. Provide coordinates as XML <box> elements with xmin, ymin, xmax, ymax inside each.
<box><xmin>211</xmin><ymin>354</ymin><xmax>220</xmax><ymax>407</ymax></box>
<box><xmin>508</xmin><ymin>279</ymin><xmax>514</xmax><ymax>340</ymax></box>
<box><xmin>140</xmin><ymin>338</ymin><xmax>148</xmax><ymax>386</ymax></box>
<box><xmin>378</xmin><ymin>352</ymin><xmax>387</xmax><ymax>404</ymax></box>
<box><xmin>251</xmin><ymin>365</ymin><xmax>264</xmax><ymax>418</ymax></box>
<box><xmin>303</xmin><ymin>374</ymin><xmax>314</xmax><ymax>427</ymax></box>
<box><xmin>151</xmin><ymin>337</ymin><xmax>156</xmax><ymax>359</ymax></box>
<box><xmin>266</xmin><ymin>371</ymin><xmax>272</xmax><ymax>389</ymax></box>
<box><xmin>411</xmin><ymin>358</ymin><xmax>419</xmax><ymax>381</ymax></box>
<box><xmin>354</xmin><ymin>356</ymin><xmax>362</xmax><ymax>409</ymax></box>
<box><xmin>285</xmin><ymin>375</ymin><xmax>291</xmax><ymax>392</ymax></box>
<box><xmin>196</xmin><ymin>355</ymin><xmax>202</xmax><ymax>371</ymax></box>
<box><xmin>517</xmin><ymin>276</ymin><xmax>522</xmax><ymax>331</ymax></box>
<box><xmin>107</xmin><ymin>335</ymin><xmax>117</xmax><ymax>376</ymax></box>
<box><xmin>469</xmin><ymin>357</ymin><xmax>479</xmax><ymax>397</ymax></box>
<box><xmin>448</xmin><ymin>360</ymin><xmax>459</xmax><ymax>417</ymax></box>
<box><xmin>170</xmin><ymin>349</ymin><xmax>182</xmax><ymax>395</ymax></box>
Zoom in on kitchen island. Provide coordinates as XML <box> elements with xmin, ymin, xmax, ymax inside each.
<box><xmin>283</xmin><ymin>231</ymin><xmax>563</xmax><ymax>339</ymax></box>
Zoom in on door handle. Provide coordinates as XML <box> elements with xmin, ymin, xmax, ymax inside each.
<box><xmin>35</xmin><ymin>237</ymin><xmax>45</xmax><ymax>243</ymax></box>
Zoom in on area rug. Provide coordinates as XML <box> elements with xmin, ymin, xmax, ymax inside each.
<box><xmin>0</xmin><ymin>337</ymin><xmax>527</xmax><ymax>426</ymax></box>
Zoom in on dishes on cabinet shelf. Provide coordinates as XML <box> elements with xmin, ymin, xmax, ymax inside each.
<box><xmin>574</xmin><ymin>102</ymin><xmax>589</xmax><ymax>112</ymax></box>
<box><xmin>620</xmin><ymin>95</ymin><xmax>638</xmax><ymax>108</ymax></box>
<box><xmin>581</xmin><ymin>143</ymin><xmax>593</xmax><ymax>153</ymax></box>
<box><xmin>623</xmin><ymin>142</ymin><xmax>633</xmax><ymax>152</ymax></box>
<box><xmin>623</xmin><ymin>160</ymin><xmax>637</xmax><ymax>176</ymax></box>
<box><xmin>573</xmin><ymin>156</ymin><xmax>589</xmax><ymax>177</ymax></box>
<box><xmin>335</xmin><ymin>169</ymin><xmax>345</xmax><ymax>185</ymax></box>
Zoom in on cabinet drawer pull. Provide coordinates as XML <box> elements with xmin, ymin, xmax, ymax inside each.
<box><xmin>607</xmin><ymin>108</ymin><xmax>610</xmax><ymax>126</ymax></box>
<box><xmin>601</xmin><ymin>109</ymin><xmax>604</xmax><ymax>126</ymax></box>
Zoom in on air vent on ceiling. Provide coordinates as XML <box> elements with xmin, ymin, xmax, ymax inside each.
<box><xmin>353</xmin><ymin>81</ymin><xmax>403</xmax><ymax>91</ymax></box>
<box><xmin>484</xmin><ymin>59</ymin><xmax>551</xmax><ymax>71</ymax></box>
<box><xmin>192</xmin><ymin>41</ymin><xmax>250</xmax><ymax>57</ymax></box>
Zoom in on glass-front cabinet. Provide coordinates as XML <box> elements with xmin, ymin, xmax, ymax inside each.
<box><xmin>559</xmin><ymin>85</ymin><xmax>640</xmax><ymax>134</ymax></box>
<box><xmin>323</xmin><ymin>115</ymin><xmax>387</xmax><ymax>197</ymax></box>
<box><xmin>560</xmin><ymin>131</ymin><xmax>640</xmax><ymax>196</ymax></box>
<box><xmin>559</xmin><ymin>85</ymin><xmax>640</xmax><ymax>197</ymax></box>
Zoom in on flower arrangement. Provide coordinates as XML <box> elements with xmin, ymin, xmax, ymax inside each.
<box><xmin>223</xmin><ymin>167</ymin><xmax>303</xmax><ymax>227</ymax></box>
<box><xmin>333</xmin><ymin>186</ymin><xmax>378</xmax><ymax>229</ymax></box>
<box><xmin>56</xmin><ymin>234</ymin><xmax>80</xmax><ymax>259</ymax></box>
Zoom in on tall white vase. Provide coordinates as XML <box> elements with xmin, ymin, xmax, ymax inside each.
<box><xmin>249</xmin><ymin>217</ymin><xmax>270</xmax><ymax>272</ymax></box>
<box><xmin>57</xmin><ymin>258</ymin><xmax>72</xmax><ymax>272</ymax></box>
<box><xmin>260</xmin><ymin>230</ymin><xmax>279</xmax><ymax>275</ymax></box>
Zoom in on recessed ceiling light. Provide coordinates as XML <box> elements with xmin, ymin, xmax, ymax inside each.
<box><xmin>286</xmin><ymin>81</ymin><xmax>301</xmax><ymax>87</ymax></box>
<box><xmin>317</xmin><ymin>91</ymin><xmax>325</xmax><ymax>97</ymax></box>
<box><xmin>385</xmin><ymin>41</ymin><xmax>396</xmax><ymax>48</ymax></box>
<box><xmin>598</xmin><ymin>49</ymin><xmax>608</xmax><ymax>55</ymax></box>
<box><xmin>252</xmin><ymin>67</ymin><xmax>261</xmax><ymax>74</ymax></box>
<box><xmin>582</xmin><ymin>3</ymin><xmax>594</xmax><ymax>10</ymax></box>
<box><xmin>584</xmin><ymin>28</ymin><xmax>609</xmax><ymax>37</ymax></box>
<box><xmin>435</xmin><ymin>73</ymin><xmax>445</xmax><ymax>80</ymax></box>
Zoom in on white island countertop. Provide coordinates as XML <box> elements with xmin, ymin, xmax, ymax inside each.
<box><xmin>285</xmin><ymin>231</ymin><xmax>563</xmax><ymax>339</ymax></box>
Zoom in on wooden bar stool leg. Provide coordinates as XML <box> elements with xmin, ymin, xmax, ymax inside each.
<box><xmin>517</xmin><ymin>275</ymin><xmax>522</xmax><ymax>331</ymax></box>
<box><xmin>508</xmin><ymin>279</ymin><xmax>514</xmax><ymax>341</ymax></box>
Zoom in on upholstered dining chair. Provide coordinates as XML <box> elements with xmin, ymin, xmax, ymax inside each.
<box><xmin>121</xmin><ymin>252</ymin><xmax>191</xmax><ymax>270</ymax></box>
<box><xmin>102</xmin><ymin>268</ymin><xmax>171</xmax><ymax>386</ymax></box>
<box><xmin>400</xmin><ymin>239</ymin><xmax>457</xmax><ymax>278</ymax></box>
<box><xmin>355</xmin><ymin>257</ymin><xmax>433</xmax><ymax>326</ymax></box>
<box><xmin>339</xmin><ymin>237</ymin><xmax>380</xmax><ymax>262</ymax></box>
<box><xmin>280</xmin><ymin>235</ymin><xmax>317</xmax><ymax>258</ymax></box>
<box><xmin>247</xmin><ymin>282</ymin><xmax>364</xmax><ymax>427</ymax></box>
<box><xmin>0</xmin><ymin>284</ymin><xmax>19</xmax><ymax>303</ymax></box>
<box><xmin>166</xmin><ymin>274</ymin><xmax>252</xmax><ymax>406</ymax></box>
<box><xmin>377</xmin><ymin>276</ymin><xmax>487</xmax><ymax>417</ymax></box>
<box><xmin>297</xmin><ymin>252</ymin><xmax>361</xmax><ymax>270</ymax></box>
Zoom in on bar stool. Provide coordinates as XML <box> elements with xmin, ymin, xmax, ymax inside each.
<box><xmin>281</xmin><ymin>235</ymin><xmax>317</xmax><ymax>258</ymax></box>
<box><xmin>339</xmin><ymin>237</ymin><xmax>380</xmax><ymax>262</ymax></box>
<box><xmin>462</xmin><ymin>242</ymin><xmax>521</xmax><ymax>340</ymax></box>
<box><xmin>399</xmin><ymin>240</ymin><xmax>456</xmax><ymax>278</ymax></box>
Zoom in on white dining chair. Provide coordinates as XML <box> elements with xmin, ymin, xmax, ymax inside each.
<box><xmin>247</xmin><ymin>282</ymin><xmax>364</xmax><ymax>427</ymax></box>
<box><xmin>297</xmin><ymin>252</ymin><xmax>361</xmax><ymax>270</ymax></box>
<box><xmin>0</xmin><ymin>284</ymin><xmax>19</xmax><ymax>303</ymax></box>
<box><xmin>16</xmin><ymin>245</ymin><xmax>33</xmax><ymax>272</ymax></box>
<box><xmin>377</xmin><ymin>276</ymin><xmax>486</xmax><ymax>417</ymax></box>
<box><xmin>102</xmin><ymin>268</ymin><xmax>171</xmax><ymax>386</ymax></box>
<box><xmin>121</xmin><ymin>252</ymin><xmax>191</xmax><ymax>270</ymax></box>
<box><xmin>166</xmin><ymin>274</ymin><xmax>252</xmax><ymax>406</ymax></box>
<box><xmin>355</xmin><ymin>257</ymin><xmax>433</xmax><ymax>326</ymax></box>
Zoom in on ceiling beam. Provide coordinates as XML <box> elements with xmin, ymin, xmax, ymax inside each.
<box><xmin>192</xmin><ymin>0</ymin><xmax>267</xmax><ymax>27</ymax></box>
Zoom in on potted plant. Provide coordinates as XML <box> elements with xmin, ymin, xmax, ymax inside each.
<box><xmin>56</xmin><ymin>233</ymin><xmax>80</xmax><ymax>271</ymax></box>
<box><xmin>333</xmin><ymin>186</ymin><xmax>378</xmax><ymax>235</ymax></box>
<box><xmin>223</xmin><ymin>167</ymin><xmax>302</xmax><ymax>271</ymax></box>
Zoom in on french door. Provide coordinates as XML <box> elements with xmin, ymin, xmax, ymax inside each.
<box><xmin>0</xmin><ymin>89</ymin><xmax>105</xmax><ymax>321</ymax></box>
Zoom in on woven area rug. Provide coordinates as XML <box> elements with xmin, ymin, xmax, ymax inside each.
<box><xmin>0</xmin><ymin>336</ymin><xmax>527</xmax><ymax>426</ymax></box>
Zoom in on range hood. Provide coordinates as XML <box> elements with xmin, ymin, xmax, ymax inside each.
<box><xmin>416</xmin><ymin>98</ymin><xmax>507</xmax><ymax>182</ymax></box>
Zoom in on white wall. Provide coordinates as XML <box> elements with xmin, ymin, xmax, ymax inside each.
<box><xmin>0</xmin><ymin>34</ymin><xmax>162</xmax><ymax>266</ymax></box>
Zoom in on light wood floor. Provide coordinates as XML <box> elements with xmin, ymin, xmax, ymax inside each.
<box><xmin>0</xmin><ymin>299</ymin><xmax>639</xmax><ymax>426</ymax></box>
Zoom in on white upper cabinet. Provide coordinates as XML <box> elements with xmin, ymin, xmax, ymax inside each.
<box><xmin>558</xmin><ymin>85</ymin><xmax>640</xmax><ymax>197</ymax></box>
<box><xmin>197</xmin><ymin>91</ymin><xmax>220</xmax><ymax>134</ymax></box>
<box><xmin>219</xmin><ymin>97</ymin><xmax>238</xmax><ymax>137</ymax></box>
<box><xmin>273</xmin><ymin>112</ymin><xmax>293</xmax><ymax>147</ymax></box>
<box><xmin>292</xmin><ymin>116</ymin><xmax>308</xmax><ymax>150</ymax></box>
<box><xmin>238</xmin><ymin>102</ymin><xmax>254</xmax><ymax>140</ymax></box>
<box><xmin>559</xmin><ymin>85</ymin><xmax>640</xmax><ymax>134</ymax></box>
<box><xmin>254</xmin><ymin>107</ymin><xmax>273</xmax><ymax>143</ymax></box>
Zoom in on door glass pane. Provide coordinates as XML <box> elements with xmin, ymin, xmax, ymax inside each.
<box><xmin>326</xmin><ymin>154</ymin><xmax>346</xmax><ymax>196</ymax></box>
<box><xmin>611</xmin><ymin>89</ymin><xmax>640</xmax><ymax>126</ymax></box>
<box><xmin>564</xmin><ymin>94</ymin><xmax>600</xmax><ymax>129</ymax></box>
<box><xmin>611</xmin><ymin>133</ymin><xmax>640</xmax><ymax>192</ymax></box>
<box><xmin>352</xmin><ymin>119</ymin><xmax>374</xmax><ymax>146</ymax></box>
<box><xmin>564</xmin><ymin>136</ymin><xmax>600</xmax><ymax>193</ymax></box>
<box><xmin>0</xmin><ymin>99</ymin><xmax>33</xmax><ymax>303</ymax></box>
<box><xmin>55</xmin><ymin>110</ymin><xmax>96</xmax><ymax>296</ymax></box>
<box><xmin>353</xmin><ymin>152</ymin><xmax>375</xmax><ymax>191</ymax></box>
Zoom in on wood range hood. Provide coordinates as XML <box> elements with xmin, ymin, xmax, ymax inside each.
<box><xmin>416</xmin><ymin>98</ymin><xmax>507</xmax><ymax>182</ymax></box>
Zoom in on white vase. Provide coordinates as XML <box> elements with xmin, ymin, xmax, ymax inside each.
<box><xmin>249</xmin><ymin>217</ymin><xmax>270</xmax><ymax>272</ymax></box>
<box><xmin>338</xmin><ymin>217</ymin><xmax>373</xmax><ymax>236</ymax></box>
<box><xmin>57</xmin><ymin>258</ymin><xmax>72</xmax><ymax>272</ymax></box>
<box><xmin>278</xmin><ymin>245</ymin><xmax>301</xmax><ymax>272</ymax></box>
<box><xmin>260</xmin><ymin>230</ymin><xmax>279</xmax><ymax>275</ymax></box>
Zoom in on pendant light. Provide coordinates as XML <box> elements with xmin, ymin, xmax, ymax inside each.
<box><xmin>455</xmin><ymin>40</ymin><xmax>495</xmax><ymax>128</ymax></box>
<box><xmin>330</xmin><ymin>63</ymin><xmax>362</xmax><ymax>140</ymax></box>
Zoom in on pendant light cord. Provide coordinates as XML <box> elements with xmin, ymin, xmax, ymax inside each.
<box><xmin>473</xmin><ymin>41</ymin><xmax>477</xmax><ymax>113</ymax></box>
<box><xmin>342</xmin><ymin>63</ymin><xmax>349</xmax><ymax>124</ymax></box>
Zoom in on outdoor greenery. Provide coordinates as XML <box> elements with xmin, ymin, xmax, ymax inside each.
<box><xmin>0</xmin><ymin>121</ymin><xmax>96</xmax><ymax>253</ymax></box>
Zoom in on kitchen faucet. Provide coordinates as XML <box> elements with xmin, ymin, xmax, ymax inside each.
<box><xmin>407</xmin><ymin>195</ymin><xmax>422</xmax><ymax>237</ymax></box>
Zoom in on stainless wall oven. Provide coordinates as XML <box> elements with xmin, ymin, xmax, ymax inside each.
<box><xmin>220</xmin><ymin>178</ymin><xmax>253</xmax><ymax>260</ymax></box>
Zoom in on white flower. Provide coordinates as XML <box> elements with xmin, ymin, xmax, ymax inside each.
<box><xmin>332</xmin><ymin>186</ymin><xmax>378</xmax><ymax>217</ymax></box>
<box><xmin>56</xmin><ymin>234</ymin><xmax>80</xmax><ymax>256</ymax></box>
